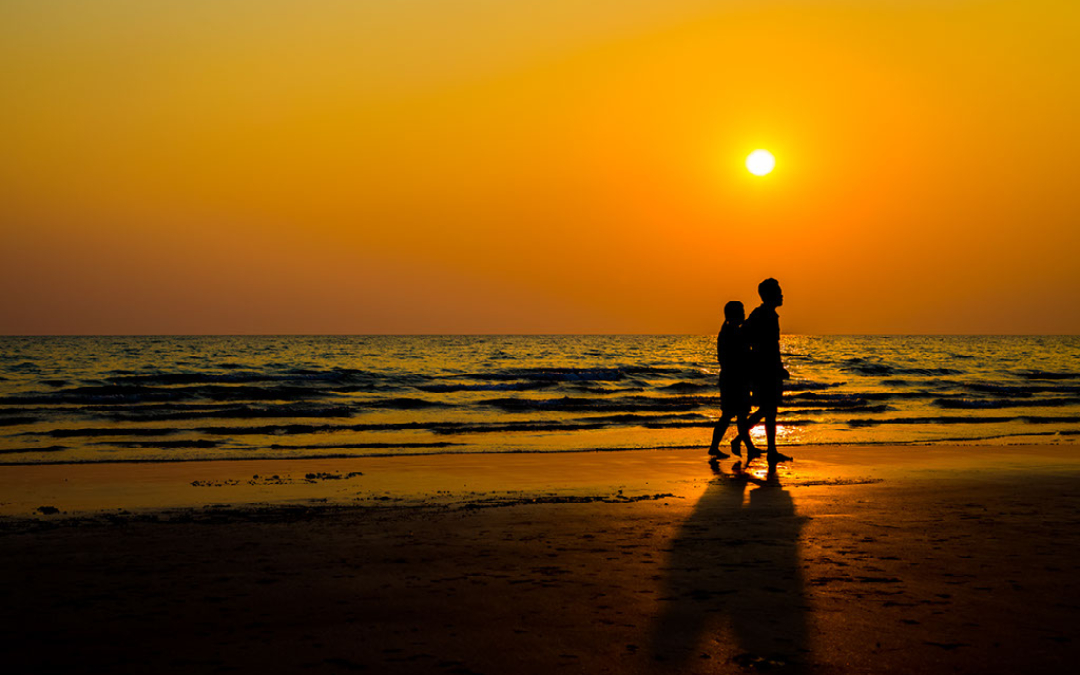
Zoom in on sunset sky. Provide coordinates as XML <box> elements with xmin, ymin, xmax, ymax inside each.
<box><xmin>2</xmin><ymin>0</ymin><xmax>1077</xmax><ymax>335</ymax></box>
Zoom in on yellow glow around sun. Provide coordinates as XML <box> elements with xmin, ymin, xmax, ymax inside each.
<box><xmin>746</xmin><ymin>149</ymin><xmax>776</xmax><ymax>176</ymax></box>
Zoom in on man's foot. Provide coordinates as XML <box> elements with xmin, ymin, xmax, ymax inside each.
<box><xmin>746</xmin><ymin>446</ymin><xmax>762</xmax><ymax>464</ymax></box>
<box><xmin>708</xmin><ymin>446</ymin><xmax>730</xmax><ymax>459</ymax></box>
<box><xmin>767</xmin><ymin>451</ymin><xmax>793</xmax><ymax>470</ymax></box>
<box><xmin>730</xmin><ymin>439</ymin><xmax>742</xmax><ymax>457</ymax></box>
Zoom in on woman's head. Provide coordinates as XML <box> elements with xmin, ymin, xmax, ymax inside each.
<box><xmin>723</xmin><ymin>300</ymin><xmax>745</xmax><ymax>323</ymax></box>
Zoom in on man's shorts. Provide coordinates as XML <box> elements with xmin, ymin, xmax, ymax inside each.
<box><xmin>751</xmin><ymin>376</ymin><xmax>783</xmax><ymax>410</ymax></box>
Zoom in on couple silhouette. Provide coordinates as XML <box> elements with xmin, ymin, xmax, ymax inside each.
<box><xmin>708</xmin><ymin>278</ymin><xmax>793</xmax><ymax>473</ymax></box>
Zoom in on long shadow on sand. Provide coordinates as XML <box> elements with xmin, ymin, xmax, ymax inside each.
<box><xmin>650</xmin><ymin>463</ymin><xmax>809</xmax><ymax>671</ymax></box>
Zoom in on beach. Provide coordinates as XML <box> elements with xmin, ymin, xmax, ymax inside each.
<box><xmin>3</xmin><ymin>445</ymin><xmax>1078</xmax><ymax>673</ymax></box>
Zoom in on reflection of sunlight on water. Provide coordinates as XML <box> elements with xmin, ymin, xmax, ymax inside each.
<box><xmin>777</xmin><ymin>424</ymin><xmax>804</xmax><ymax>444</ymax></box>
<box><xmin>748</xmin><ymin>423</ymin><xmax>804</xmax><ymax>445</ymax></box>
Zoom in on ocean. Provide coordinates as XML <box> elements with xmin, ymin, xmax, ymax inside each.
<box><xmin>1</xmin><ymin>335</ymin><xmax>1078</xmax><ymax>464</ymax></box>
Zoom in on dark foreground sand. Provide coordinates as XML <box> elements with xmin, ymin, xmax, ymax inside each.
<box><xmin>2</xmin><ymin>445</ymin><xmax>1079</xmax><ymax>674</ymax></box>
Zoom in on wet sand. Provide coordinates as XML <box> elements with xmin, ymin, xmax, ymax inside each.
<box><xmin>2</xmin><ymin>445</ymin><xmax>1079</xmax><ymax>673</ymax></box>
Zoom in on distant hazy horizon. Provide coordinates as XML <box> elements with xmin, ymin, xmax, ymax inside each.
<box><xmin>3</xmin><ymin>332</ymin><xmax>1080</xmax><ymax>338</ymax></box>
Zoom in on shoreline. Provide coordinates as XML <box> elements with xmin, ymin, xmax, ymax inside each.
<box><xmin>3</xmin><ymin>434</ymin><xmax>1078</xmax><ymax>470</ymax></box>
<box><xmin>3</xmin><ymin>434</ymin><xmax>1078</xmax><ymax>467</ymax></box>
<box><xmin>3</xmin><ymin>443</ymin><xmax>1078</xmax><ymax>520</ymax></box>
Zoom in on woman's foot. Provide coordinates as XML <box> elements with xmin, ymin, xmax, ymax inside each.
<box><xmin>730</xmin><ymin>439</ymin><xmax>742</xmax><ymax>457</ymax></box>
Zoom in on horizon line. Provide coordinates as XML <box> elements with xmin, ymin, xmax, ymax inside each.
<box><xmin>2</xmin><ymin>333</ymin><xmax>1078</xmax><ymax>338</ymax></box>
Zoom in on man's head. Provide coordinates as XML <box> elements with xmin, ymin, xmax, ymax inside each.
<box><xmin>758</xmin><ymin>278</ymin><xmax>783</xmax><ymax>308</ymax></box>
<box><xmin>723</xmin><ymin>300</ymin><xmax>745</xmax><ymax>323</ymax></box>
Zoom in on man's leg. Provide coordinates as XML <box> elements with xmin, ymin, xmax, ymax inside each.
<box><xmin>764</xmin><ymin>407</ymin><xmax>778</xmax><ymax>455</ymax></box>
<box><xmin>765</xmin><ymin>400</ymin><xmax>793</xmax><ymax>471</ymax></box>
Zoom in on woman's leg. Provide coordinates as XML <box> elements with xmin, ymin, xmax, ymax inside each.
<box><xmin>735</xmin><ymin>412</ymin><xmax>759</xmax><ymax>462</ymax></box>
<box><xmin>709</xmin><ymin>413</ymin><xmax>732</xmax><ymax>457</ymax></box>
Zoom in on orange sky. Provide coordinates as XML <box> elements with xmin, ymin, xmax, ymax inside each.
<box><xmin>2</xmin><ymin>0</ymin><xmax>1078</xmax><ymax>334</ymax></box>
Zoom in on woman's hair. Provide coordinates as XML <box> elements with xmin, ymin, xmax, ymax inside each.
<box><xmin>723</xmin><ymin>300</ymin><xmax>744</xmax><ymax>322</ymax></box>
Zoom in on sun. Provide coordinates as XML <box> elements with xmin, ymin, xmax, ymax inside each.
<box><xmin>746</xmin><ymin>149</ymin><xmax>775</xmax><ymax>176</ymax></box>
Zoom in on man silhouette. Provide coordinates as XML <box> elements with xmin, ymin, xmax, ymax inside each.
<box><xmin>743</xmin><ymin>278</ymin><xmax>793</xmax><ymax>471</ymax></box>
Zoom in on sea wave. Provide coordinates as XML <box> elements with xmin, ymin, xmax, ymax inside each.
<box><xmin>478</xmin><ymin>395</ymin><xmax>713</xmax><ymax>413</ymax></box>
<box><xmin>847</xmin><ymin>414</ymin><xmax>1080</xmax><ymax>427</ymax></box>
<box><xmin>1015</xmin><ymin>370</ymin><xmax>1080</xmax><ymax>380</ymax></box>
<box><xmin>458</xmin><ymin>365</ymin><xmax>695</xmax><ymax>382</ymax></box>
<box><xmin>840</xmin><ymin>358</ymin><xmax>964</xmax><ymax>377</ymax></box>
<box><xmin>932</xmin><ymin>397</ymin><xmax>1080</xmax><ymax>410</ymax></box>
